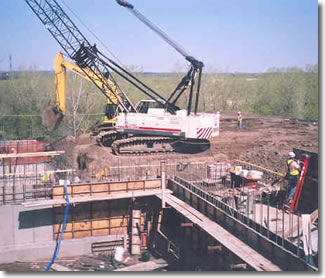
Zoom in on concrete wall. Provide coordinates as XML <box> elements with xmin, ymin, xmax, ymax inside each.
<box><xmin>0</xmin><ymin>204</ymin><xmax>54</xmax><ymax>263</ymax></box>
<box><xmin>0</xmin><ymin>204</ymin><xmax>125</xmax><ymax>264</ymax></box>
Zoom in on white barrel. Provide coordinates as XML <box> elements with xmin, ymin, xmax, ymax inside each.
<box><xmin>114</xmin><ymin>246</ymin><xmax>125</xmax><ymax>262</ymax></box>
<box><xmin>247</xmin><ymin>170</ymin><xmax>263</xmax><ymax>180</ymax></box>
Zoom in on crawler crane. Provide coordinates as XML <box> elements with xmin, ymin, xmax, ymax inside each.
<box><xmin>25</xmin><ymin>0</ymin><xmax>220</xmax><ymax>155</ymax></box>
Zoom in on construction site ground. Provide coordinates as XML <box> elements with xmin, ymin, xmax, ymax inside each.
<box><xmin>52</xmin><ymin>112</ymin><xmax>318</xmax><ymax>178</ymax></box>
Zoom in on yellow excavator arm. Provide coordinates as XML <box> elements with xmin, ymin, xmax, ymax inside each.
<box><xmin>43</xmin><ymin>52</ymin><xmax>120</xmax><ymax>132</ymax></box>
<box><xmin>54</xmin><ymin>51</ymin><xmax>119</xmax><ymax>117</ymax></box>
<box><xmin>54</xmin><ymin>51</ymin><xmax>67</xmax><ymax>115</ymax></box>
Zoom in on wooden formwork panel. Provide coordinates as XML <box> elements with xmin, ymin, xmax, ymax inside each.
<box><xmin>92</xmin><ymin>219</ymin><xmax>109</xmax><ymax>229</ymax></box>
<box><xmin>110</xmin><ymin>217</ymin><xmax>127</xmax><ymax>228</ymax></box>
<box><xmin>53</xmin><ymin>222</ymin><xmax>73</xmax><ymax>234</ymax></box>
<box><xmin>52</xmin><ymin>196</ymin><xmax>151</xmax><ymax>242</ymax></box>
<box><xmin>62</xmin><ymin>232</ymin><xmax>73</xmax><ymax>240</ymax></box>
<box><xmin>72</xmin><ymin>185</ymin><xmax>91</xmax><ymax>197</ymax></box>
<box><xmin>53</xmin><ymin>200</ymin><xmax>130</xmax><ymax>240</ymax></box>
<box><xmin>127</xmin><ymin>181</ymin><xmax>145</xmax><ymax>190</ymax></box>
<box><xmin>74</xmin><ymin>231</ymin><xmax>91</xmax><ymax>238</ymax></box>
<box><xmin>110</xmin><ymin>226</ymin><xmax>127</xmax><ymax>234</ymax></box>
<box><xmin>52</xmin><ymin>179</ymin><xmax>161</xmax><ymax>200</ymax></box>
<box><xmin>92</xmin><ymin>183</ymin><xmax>109</xmax><ymax>196</ymax></box>
<box><xmin>109</xmin><ymin>182</ymin><xmax>127</xmax><ymax>193</ymax></box>
<box><xmin>73</xmin><ymin>221</ymin><xmax>91</xmax><ymax>231</ymax></box>
<box><xmin>92</xmin><ymin>228</ymin><xmax>109</xmax><ymax>237</ymax></box>
<box><xmin>144</xmin><ymin>180</ymin><xmax>161</xmax><ymax>189</ymax></box>
<box><xmin>52</xmin><ymin>185</ymin><xmax>72</xmax><ymax>199</ymax></box>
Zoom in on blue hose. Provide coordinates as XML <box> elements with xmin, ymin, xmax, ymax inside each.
<box><xmin>45</xmin><ymin>182</ymin><xmax>70</xmax><ymax>271</ymax></box>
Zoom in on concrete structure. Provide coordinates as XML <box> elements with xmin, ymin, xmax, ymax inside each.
<box><xmin>0</xmin><ymin>204</ymin><xmax>126</xmax><ymax>264</ymax></box>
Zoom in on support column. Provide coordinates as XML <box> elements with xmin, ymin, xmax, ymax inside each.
<box><xmin>131</xmin><ymin>200</ymin><xmax>141</xmax><ymax>255</ymax></box>
<box><xmin>160</xmin><ymin>160</ymin><xmax>166</xmax><ymax>209</ymax></box>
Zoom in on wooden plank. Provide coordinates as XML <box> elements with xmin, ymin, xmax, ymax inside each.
<box><xmin>156</xmin><ymin>193</ymin><xmax>282</xmax><ymax>271</ymax></box>
<box><xmin>22</xmin><ymin>189</ymin><xmax>172</xmax><ymax>208</ymax></box>
<box><xmin>0</xmin><ymin>150</ymin><xmax>65</xmax><ymax>159</ymax></box>
<box><xmin>232</xmin><ymin>159</ymin><xmax>285</xmax><ymax>177</ymax></box>
<box><xmin>114</xmin><ymin>258</ymin><xmax>168</xmax><ymax>271</ymax></box>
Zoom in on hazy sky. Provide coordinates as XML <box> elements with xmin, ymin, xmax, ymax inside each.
<box><xmin>0</xmin><ymin>0</ymin><xmax>318</xmax><ymax>73</ymax></box>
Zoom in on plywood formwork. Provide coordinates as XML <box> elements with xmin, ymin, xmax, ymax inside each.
<box><xmin>52</xmin><ymin>179</ymin><xmax>161</xmax><ymax>199</ymax></box>
<box><xmin>48</xmin><ymin>179</ymin><xmax>163</xmax><ymax>242</ymax></box>
<box><xmin>53</xmin><ymin>199</ymin><xmax>136</xmax><ymax>241</ymax></box>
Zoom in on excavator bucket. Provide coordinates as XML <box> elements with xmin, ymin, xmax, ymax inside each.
<box><xmin>42</xmin><ymin>106</ymin><xmax>63</xmax><ymax>132</ymax></box>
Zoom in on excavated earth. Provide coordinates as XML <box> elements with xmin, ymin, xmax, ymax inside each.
<box><xmin>51</xmin><ymin>112</ymin><xmax>318</xmax><ymax>179</ymax></box>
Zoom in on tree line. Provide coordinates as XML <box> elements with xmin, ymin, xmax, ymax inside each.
<box><xmin>0</xmin><ymin>64</ymin><xmax>318</xmax><ymax>140</ymax></box>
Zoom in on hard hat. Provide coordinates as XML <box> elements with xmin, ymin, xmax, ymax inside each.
<box><xmin>288</xmin><ymin>151</ymin><xmax>295</xmax><ymax>158</ymax></box>
<box><xmin>238</xmin><ymin>111</ymin><xmax>241</xmax><ymax>114</ymax></box>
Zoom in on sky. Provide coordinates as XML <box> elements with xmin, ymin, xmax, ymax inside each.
<box><xmin>0</xmin><ymin>0</ymin><xmax>318</xmax><ymax>73</ymax></box>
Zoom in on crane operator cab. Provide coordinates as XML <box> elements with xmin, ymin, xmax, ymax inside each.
<box><xmin>135</xmin><ymin>99</ymin><xmax>179</xmax><ymax>114</ymax></box>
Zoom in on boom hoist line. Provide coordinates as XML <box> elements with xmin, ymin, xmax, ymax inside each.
<box><xmin>24</xmin><ymin>0</ymin><xmax>178</xmax><ymax>114</ymax></box>
<box><xmin>116</xmin><ymin>0</ymin><xmax>204</xmax><ymax>115</ymax></box>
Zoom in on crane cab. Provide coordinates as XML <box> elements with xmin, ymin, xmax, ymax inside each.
<box><xmin>135</xmin><ymin>99</ymin><xmax>166</xmax><ymax>114</ymax></box>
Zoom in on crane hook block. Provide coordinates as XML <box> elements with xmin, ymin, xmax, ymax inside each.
<box><xmin>116</xmin><ymin>0</ymin><xmax>134</xmax><ymax>9</ymax></box>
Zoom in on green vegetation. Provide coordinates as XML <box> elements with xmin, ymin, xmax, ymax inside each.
<box><xmin>0</xmin><ymin>64</ymin><xmax>318</xmax><ymax>140</ymax></box>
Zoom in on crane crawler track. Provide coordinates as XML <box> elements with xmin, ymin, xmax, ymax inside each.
<box><xmin>111</xmin><ymin>136</ymin><xmax>175</xmax><ymax>155</ymax></box>
<box><xmin>96</xmin><ymin>130</ymin><xmax>118</xmax><ymax>147</ymax></box>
